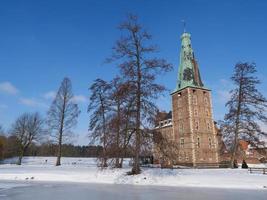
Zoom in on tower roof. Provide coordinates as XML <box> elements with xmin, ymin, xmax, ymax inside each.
<box><xmin>173</xmin><ymin>32</ymin><xmax>206</xmax><ymax>93</ymax></box>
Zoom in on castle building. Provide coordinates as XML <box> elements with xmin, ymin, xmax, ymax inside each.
<box><xmin>154</xmin><ymin>31</ymin><xmax>219</xmax><ymax>167</ymax></box>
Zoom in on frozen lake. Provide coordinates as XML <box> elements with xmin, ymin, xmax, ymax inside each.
<box><xmin>0</xmin><ymin>181</ymin><xmax>267</xmax><ymax>200</ymax></box>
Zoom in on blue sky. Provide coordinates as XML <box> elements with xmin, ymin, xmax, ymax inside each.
<box><xmin>0</xmin><ymin>0</ymin><xmax>267</xmax><ymax>145</ymax></box>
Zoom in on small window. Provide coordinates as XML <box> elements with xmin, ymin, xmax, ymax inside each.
<box><xmin>207</xmin><ymin>122</ymin><xmax>211</xmax><ymax>130</ymax></box>
<box><xmin>208</xmin><ymin>138</ymin><xmax>212</xmax><ymax>149</ymax></box>
<box><xmin>195</xmin><ymin>121</ymin><xmax>199</xmax><ymax>131</ymax></box>
<box><xmin>197</xmin><ymin>137</ymin><xmax>200</xmax><ymax>148</ymax></box>
<box><xmin>194</xmin><ymin>108</ymin><xmax>198</xmax><ymax>116</ymax></box>
<box><xmin>180</xmin><ymin>138</ymin><xmax>185</xmax><ymax>148</ymax></box>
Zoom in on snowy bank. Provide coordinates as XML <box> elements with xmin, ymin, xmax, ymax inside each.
<box><xmin>0</xmin><ymin>157</ymin><xmax>266</xmax><ymax>189</ymax></box>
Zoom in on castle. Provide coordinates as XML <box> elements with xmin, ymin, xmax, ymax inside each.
<box><xmin>154</xmin><ymin>31</ymin><xmax>220</xmax><ymax>167</ymax></box>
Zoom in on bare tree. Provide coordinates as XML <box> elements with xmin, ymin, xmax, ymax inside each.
<box><xmin>220</xmin><ymin>62</ymin><xmax>267</xmax><ymax>168</ymax></box>
<box><xmin>153</xmin><ymin>131</ymin><xmax>179</xmax><ymax>168</ymax></box>
<box><xmin>88</xmin><ymin>78</ymin><xmax>111</xmax><ymax>167</ymax></box>
<box><xmin>10</xmin><ymin>112</ymin><xmax>45</xmax><ymax>165</ymax></box>
<box><xmin>108</xmin><ymin>14</ymin><xmax>172</xmax><ymax>174</ymax></box>
<box><xmin>47</xmin><ymin>77</ymin><xmax>80</xmax><ymax>166</ymax></box>
<box><xmin>108</xmin><ymin>77</ymin><xmax>137</xmax><ymax>168</ymax></box>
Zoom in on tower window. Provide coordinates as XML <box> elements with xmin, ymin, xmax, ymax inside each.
<box><xmin>180</xmin><ymin>138</ymin><xmax>185</xmax><ymax>148</ymax></box>
<box><xmin>194</xmin><ymin>108</ymin><xmax>198</xmax><ymax>116</ymax></box>
<box><xmin>208</xmin><ymin>138</ymin><xmax>212</xmax><ymax>149</ymax></box>
<box><xmin>197</xmin><ymin>137</ymin><xmax>200</xmax><ymax>148</ymax></box>
<box><xmin>195</xmin><ymin>121</ymin><xmax>199</xmax><ymax>131</ymax></box>
<box><xmin>207</xmin><ymin>122</ymin><xmax>211</xmax><ymax>130</ymax></box>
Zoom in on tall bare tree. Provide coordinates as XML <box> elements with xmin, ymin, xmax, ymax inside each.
<box><xmin>10</xmin><ymin>112</ymin><xmax>44</xmax><ymax>165</ymax></box>
<box><xmin>108</xmin><ymin>14</ymin><xmax>172</xmax><ymax>174</ymax></box>
<box><xmin>88</xmin><ymin>78</ymin><xmax>111</xmax><ymax>167</ymax></box>
<box><xmin>47</xmin><ymin>77</ymin><xmax>80</xmax><ymax>166</ymax></box>
<box><xmin>108</xmin><ymin>77</ymin><xmax>136</xmax><ymax>168</ymax></box>
<box><xmin>220</xmin><ymin>62</ymin><xmax>267</xmax><ymax>168</ymax></box>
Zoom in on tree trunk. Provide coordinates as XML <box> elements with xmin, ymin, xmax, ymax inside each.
<box><xmin>17</xmin><ymin>148</ymin><xmax>25</xmax><ymax>165</ymax></box>
<box><xmin>56</xmin><ymin>132</ymin><xmax>62</xmax><ymax>166</ymax></box>
<box><xmin>115</xmin><ymin>104</ymin><xmax>121</xmax><ymax>168</ymax></box>
<box><xmin>132</xmin><ymin>32</ymin><xmax>141</xmax><ymax>175</ymax></box>
<box><xmin>230</xmin><ymin>78</ymin><xmax>243</xmax><ymax>168</ymax></box>
<box><xmin>56</xmin><ymin>91</ymin><xmax>67</xmax><ymax>167</ymax></box>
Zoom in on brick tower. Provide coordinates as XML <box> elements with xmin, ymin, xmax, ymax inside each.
<box><xmin>154</xmin><ymin>31</ymin><xmax>219</xmax><ymax>167</ymax></box>
<box><xmin>171</xmin><ymin>32</ymin><xmax>219</xmax><ymax>167</ymax></box>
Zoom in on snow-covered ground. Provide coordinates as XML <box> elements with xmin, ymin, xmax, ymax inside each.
<box><xmin>0</xmin><ymin>157</ymin><xmax>267</xmax><ymax>189</ymax></box>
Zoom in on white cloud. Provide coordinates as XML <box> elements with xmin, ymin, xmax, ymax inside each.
<box><xmin>19</xmin><ymin>98</ymin><xmax>47</xmax><ymax>108</ymax></box>
<box><xmin>43</xmin><ymin>91</ymin><xmax>56</xmax><ymax>100</ymax></box>
<box><xmin>217</xmin><ymin>90</ymin><xmax>231</xmax><ymax>102</ymax></box>
<box><xmin>0</xmin><ymin>82</ymin><xmax>19</xmax><ymax>95</ymax></box>
<box><xmin>72</xmin><ymin>95</ymin><xmax>87</xmax><ymax>104</ymax></box>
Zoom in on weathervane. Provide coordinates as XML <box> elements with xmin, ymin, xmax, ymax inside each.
<box><xmin>181</xmin><ymin>20</ymin><xmax>186</xmax><ymax>33</ymax></box>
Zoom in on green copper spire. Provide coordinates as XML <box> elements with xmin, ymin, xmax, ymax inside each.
<box><xmin>175</xmin><ymin>32</ymin><xmax>204</xmax><ymax>92</ymax></box>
